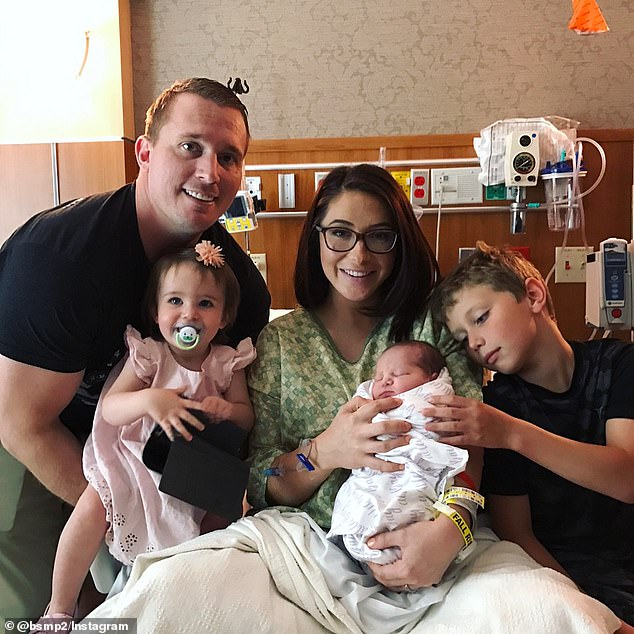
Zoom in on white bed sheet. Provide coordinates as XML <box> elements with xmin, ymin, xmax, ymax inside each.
<box><xmin>88</xmin><ymin>510</ymin><xmax>620</xmax><ymax>634</ymax></box>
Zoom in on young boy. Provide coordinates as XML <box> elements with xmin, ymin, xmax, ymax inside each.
<box><xmin>426</xmin><ymin>241</ymin><xmax>634</xmax><ymax>626</ymax></box>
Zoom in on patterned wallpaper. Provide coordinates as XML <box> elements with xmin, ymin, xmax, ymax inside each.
<box><xmin>130</xmin><ymin>0</ymin><xmax>633</xmax><ymax>140</ymax></box>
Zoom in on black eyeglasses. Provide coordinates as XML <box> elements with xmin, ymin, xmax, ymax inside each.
<box><xmin>315</xmin><ymin>225</ymin><xmax>398</xmax><ymax>254</ymax></box>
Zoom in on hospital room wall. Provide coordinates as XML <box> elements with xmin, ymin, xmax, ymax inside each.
<box><xmin>238</xmin><ymin>130</ymin><xmax>633</xmax><ymax>342</ymax></box>
<box><xmin>1</xmin><ymin>130</ymin><xmax>631</xmax><ymax>342</ymax></box>
<box><xmin>129</xmin><ymin>0</ymin><xmax>634</xmax><ymax>140</ymax></box>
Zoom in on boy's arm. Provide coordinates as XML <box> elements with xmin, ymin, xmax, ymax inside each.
<box><xmin>509</xmin><ymin>415</ymin><xmax>634</xmax><ymax>503</ymax></box>
<box><xmin>488</xmin><ymin>493</ymin><xmax>570</xmax><ymax>577</ymax></box>
<box><xmin>424</xmin><ymin>396</ymin><xmax>634</xmax><ymax>503</ymax></box>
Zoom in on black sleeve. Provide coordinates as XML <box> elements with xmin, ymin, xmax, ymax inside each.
<box><xmin>0</xmin><ymin>244</ymin><xmax>102</xmax><ymax>372</ymax></box>
<box><xmin>203</xmin><ymin>224</ymin><xmax>271</xmax><ymax>346</ymax></box>
<box><xmin>606</xmin><ymin>343</ymin><xmax>634</xmax><ymax>420</ymax></box>
<box><xmin>482</xmin><ymin>381</ymin><xmax>531</xmax><ymax>496</ymax></box>
<box><xmin>482</xmin><ymin>448</ymin><xmax>531</xmax><ymax>496</ymax></box>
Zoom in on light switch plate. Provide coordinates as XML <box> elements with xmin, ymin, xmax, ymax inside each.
<box><xmin>554</xmin><ymin>246</ymin><xmax>593</xmax><ymax>283</ymax></box>
<box><xmin>278</xmin><ymin>173</ymin><xmax>295</xmax><ymax>208</ymax></box>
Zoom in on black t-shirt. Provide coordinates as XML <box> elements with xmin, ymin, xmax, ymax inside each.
<box><xmin>482</xmin><ymin>339</ymin><xmax>634</xmax><ymax>617</ymax></box>
<box><xmin>0</xmin><ymin>183</ymin><xmax>270</xmax><ymax>441</ymax></box>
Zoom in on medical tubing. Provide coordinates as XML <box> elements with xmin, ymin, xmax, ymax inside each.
<box><xmin>571</xmin><ymin>137</ymin><xmax>606</xmax><ymax>248</ymax></box>
<box><xmin>435</xmin><ymin>185</ymin><xmax>444</xmax><ymax>258</ymax></box>
<box><xmin>570</xmin><ymin>141</ymin><xmax>589</xmax><ymax>248</ymax></box>
<box><xmin>574</xmin><ymin>138</ymin><xmax>606</xmax><ymax>199</ymax></box>
<box><xmin>545</xmin><ymin>137</ymin><xmax>606</xmax><ymax>288</ymax></box>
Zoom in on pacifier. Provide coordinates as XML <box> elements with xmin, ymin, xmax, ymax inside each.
<box><xmin>174</xmin><ymin>326</ymin><xmax>200</xmax><ymax>350</ymax></box>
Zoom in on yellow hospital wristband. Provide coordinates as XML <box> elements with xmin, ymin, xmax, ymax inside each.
<box><xmin>443</xmin><ymin>486</ymin><xmax>485</xmax><ymax>509</ymax></box>
<box><xmin>433</xmin><ymin>500</ymin><xmax>477</xmax><ymax>561</ymax></box>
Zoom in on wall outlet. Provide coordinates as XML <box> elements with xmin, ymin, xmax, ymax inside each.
<box><xmin>410</xmin><ymin>168</ymin><xmax>429</xmax><ymax>206</ymax></box>
<box><xmin>554</xmin><ymin>246</ymin><xmax>593</xmax><ymax>283</ymax></box>
<box><xmin>250</xmin><ymin>253</ymin><xmax>267</xmax><ymax>283</ymax></box>
<box><xmin>278</xmin><ymin>173</ymin><xmax>295</xmax><ymax>208</ymax></box>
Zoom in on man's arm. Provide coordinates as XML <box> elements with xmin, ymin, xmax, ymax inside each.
<box><xmin>488</xmin><ymin>493</ymin><xmax>569</xmax><ymax>577</ymax></box>
<box><xmin>0</xmin><ymin>354</ymin><xmax>86</xmax><ymax>505</ymax></box>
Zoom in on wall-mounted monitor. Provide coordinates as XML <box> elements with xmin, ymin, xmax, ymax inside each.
<box><xmin>219</xmin><ymin>191</ymin><xmax>258</xmax><ymax>233</ymax></box>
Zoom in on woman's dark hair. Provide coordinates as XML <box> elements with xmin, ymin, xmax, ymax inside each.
<box><xmin>143</xmin><ymin>248</ymin><xmax>240</xmax><ymax>342</ymax></box>
<box><xmin>294</xmin><ymin>164</ymin><xmax>439</xmax><ymax>342</ymax></box>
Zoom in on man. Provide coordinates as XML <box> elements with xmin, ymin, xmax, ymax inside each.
<box><xmin>0</xmin><ymin>78</ymin><xmax>270</xmax><ymax>618</ymax></box>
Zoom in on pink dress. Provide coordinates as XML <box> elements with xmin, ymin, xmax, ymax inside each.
<box><xmin>83</xmin><ymin>326</ymin><xmax>256</xmax><ymax>565</ymax></box>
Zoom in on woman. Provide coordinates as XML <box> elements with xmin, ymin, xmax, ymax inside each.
<box><xmin>248</xmin><ymin>163</ymin><xmax>483</xmax><ymax>588</ymax></box>
<box><xmin>88</xmin><ymin>165</ymin><xmax>620</xmax><ymax>633</ymax></box>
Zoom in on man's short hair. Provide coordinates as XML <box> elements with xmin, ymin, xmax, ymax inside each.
<box><xmin>144</xmin><ymin>77</ymin><xmax>250</xmax><ymax>142</ymax></box>
<box><xmin>431</xmin><ymin>241</ymin><xmax>556</xmax><ymax>323</ymax></box>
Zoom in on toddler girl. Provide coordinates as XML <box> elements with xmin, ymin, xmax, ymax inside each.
<box><xmin>39</xmin><ymin>241</ymin><xmax>255</xmax><ymax>621</ymax></box>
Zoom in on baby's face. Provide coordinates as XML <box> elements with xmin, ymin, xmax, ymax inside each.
<box><xmin>371</xmin><ymin>347</ymin><xmax>436</xmax><ymax>399</ymax></box>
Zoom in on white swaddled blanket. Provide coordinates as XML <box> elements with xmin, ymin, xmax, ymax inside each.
<box><xmin>88</xmin><ymin>509</ymin><xmax>620</xmax><ymax>634</ymax></box>
<box><xmin>328</xmin><ymin>369</ymin><xmax>468</xmax><ymax>564</ymax></box>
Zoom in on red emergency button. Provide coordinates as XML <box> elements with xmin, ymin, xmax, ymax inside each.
<box><xmin>611</xmin><ymin>308</ymin><xmax>622</xmax><ymax>318</ymax></box>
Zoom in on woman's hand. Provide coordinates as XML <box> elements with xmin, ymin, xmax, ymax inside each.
<box><xmin>145</xmin><ymin>387</ymin><xmax>205</xmax><ymax>441</ymax></box>
<box><xmin>366</xmin><ymin>514</ymin><xmax>465</xmax><ymax>589</ymax></box>
<box><xmin>312</xmin><ymin>395</ymin><xmax>412</xmax><ymax>472</ymax></box>
<box><xmin>423</xmin><ymin>395</ymin><xmax>519</xmax><ymax>449</ymax></box>
<box><xmin>265</xmin><ymin>395</ymin><xmax>411</xmax><ymax>507</ymax></box>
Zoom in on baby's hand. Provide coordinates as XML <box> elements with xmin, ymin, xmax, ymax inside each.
<box><xmin>198</xmin><ymin>395</ymin><xmax>233</xmax><ymax>422</ymax></box>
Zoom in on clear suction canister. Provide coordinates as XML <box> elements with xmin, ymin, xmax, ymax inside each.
<box><xmin>541</xmin><ymin>163</ymin><xmax>586</xmax><ymax>231</ymax></box>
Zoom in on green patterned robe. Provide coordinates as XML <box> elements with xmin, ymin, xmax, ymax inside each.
<box><xmin>247</xmin><ymin>307</ymin><xmax>481</xmax><ymax>529</ymax></box>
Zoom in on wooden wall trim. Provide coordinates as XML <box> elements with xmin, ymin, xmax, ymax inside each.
<box><xmin>118</xmin><ymin>0</ymin><xmax>136</xmax><ymax>140</ymax></box>
<box><xmin>248</xmin><ymin>133</ymin><xmax>479</xmax><ymax>155</ymax></box>
<box><xmin>0</xmin><ymin>145</ymin><xmax>54</xmax><ymax>243</ymax></box>
<box><xmin>248</xmin><ymin>129</ymin><xmax>634</xmax><ymax>158</ymax></box>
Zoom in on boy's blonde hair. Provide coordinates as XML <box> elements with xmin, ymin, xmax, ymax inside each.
<box><xmin>431</xmin><ymin>241</ymin><xmax>556</xmax><ymax>323</ymax></box>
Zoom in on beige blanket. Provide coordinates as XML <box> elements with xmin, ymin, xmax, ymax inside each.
<box><xmin>88</xmin><ymin>510</ymin><xmax>620</xmax><ymax>634</ymax></box>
